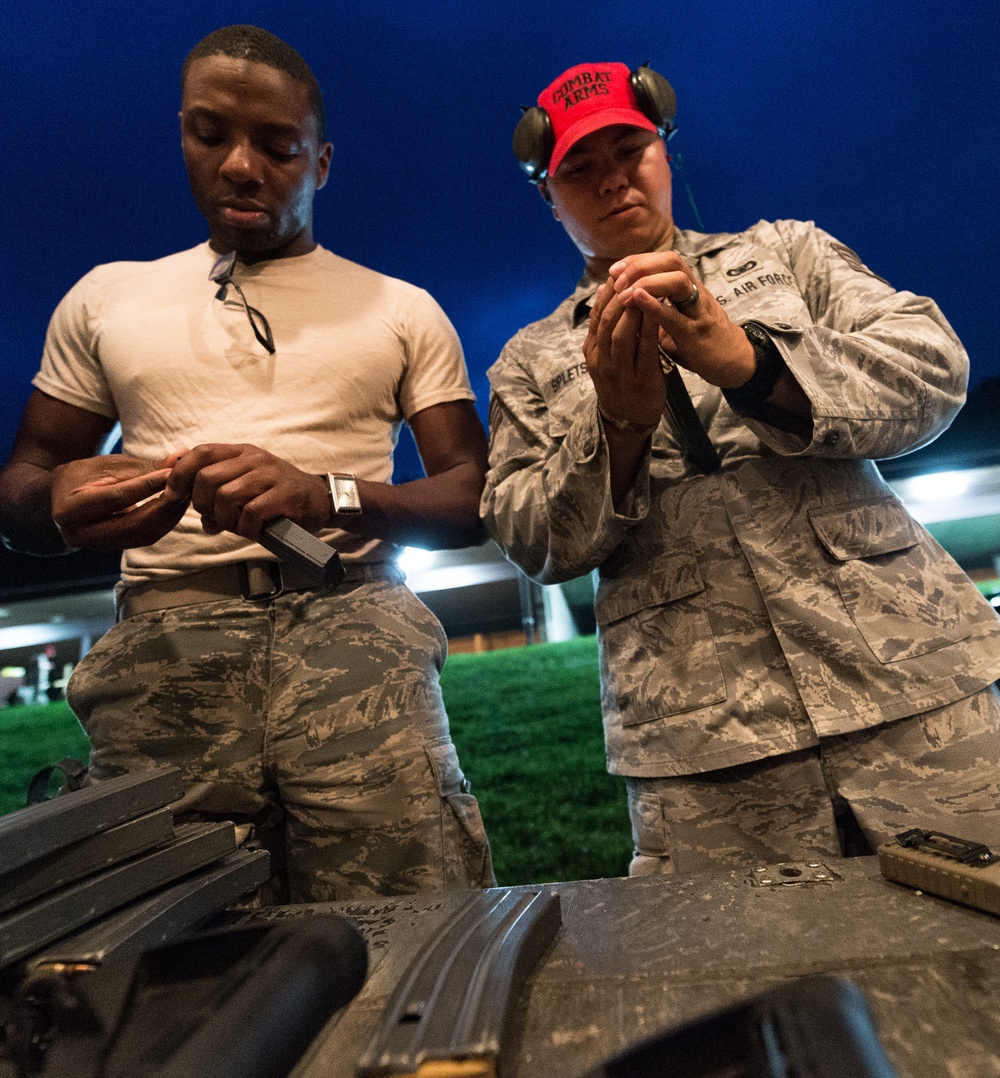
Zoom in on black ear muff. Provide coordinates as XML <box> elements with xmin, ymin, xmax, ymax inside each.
<box><xmin>513</xmin><ymin>105</ymin><xmax>554</xmax><ymax>184</ymax></box>
<box><xmin>630</xmin><ymin>64</ymin><xmax>677</xmax><ymax>139</ymax></box>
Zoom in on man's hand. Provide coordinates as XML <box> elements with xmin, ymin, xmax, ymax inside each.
<box><xmin>165</xmin><ymin>444</ymin><xmax>331</xmax><ymax>540</ymax></box>
<box><xmin>584</xmin><ymin>275</ymin><xmax>665</xmax><ymax>430</ymax></box>
<box><xmin>608</xmin><ymin>252</ymin><xmax>756</xmax><ymax>389</ymax></box>
<box><xmin>51</xmin><ymin>455</ymin><xmax>190</xmax><ymax>550</ymax></box>
<box><xmin>583</xmin><ymin>278</ymin><xmax>666</xmax><ymax>507</ymax></box>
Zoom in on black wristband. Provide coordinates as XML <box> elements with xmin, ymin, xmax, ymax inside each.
<box><xmin>722</xmin><ymin>321</ymin><xmax>787</xmax><ymax>418</ymax></box>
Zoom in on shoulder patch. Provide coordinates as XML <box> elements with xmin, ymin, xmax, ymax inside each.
<box><xmin>830</xmin><ymin>242</ymin><xmax>890</xmax><ymax>285</ymax></box>
<box><xmin>488</xmin><ymin>392</ymin><xmax>505</xmax><ymax>434</ymax></box>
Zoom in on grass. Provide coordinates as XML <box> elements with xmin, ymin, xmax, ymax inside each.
<box><xmin>0</xmin><ymin>637</ymin><xmax>632</xmax><ymax>886</ymax></box>
<box><xmin>440</xmin><ymin>636</ymin><xmax>632</xmax><ymax>885</ymax></box>
<box><xmin>0</xmin><ymin>701</ymin><xmax>91</xmax><ymax>811</ymax></box>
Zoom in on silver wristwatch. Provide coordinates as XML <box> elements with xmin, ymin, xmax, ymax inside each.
<box><xmin>327</xmin><ymin>473</ymin><xmax>362</xmax><ymax>515</ymax></box>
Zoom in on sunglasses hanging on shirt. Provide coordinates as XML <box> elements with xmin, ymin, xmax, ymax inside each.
<box><xmin>209</xmin><ymin>251</ymin><xmax>276</xmax><ymax>354</ymax></box>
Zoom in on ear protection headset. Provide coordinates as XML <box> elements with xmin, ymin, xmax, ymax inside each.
<box><xmin>513</xmin><ymin>63</ymin><xmax>678</xmax><ymax>184</ymax></box>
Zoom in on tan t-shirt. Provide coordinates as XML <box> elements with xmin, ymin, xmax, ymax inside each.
<box><xmin>35</xmin><ymin>243</ymin><xmax>475</xmax><ymax>584</ymax></box>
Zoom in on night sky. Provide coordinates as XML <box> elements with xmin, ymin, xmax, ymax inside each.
<box><xmin>2</xmin><ymin>0</ymin><xmax>997</xmax><ymax>479</ymax></box>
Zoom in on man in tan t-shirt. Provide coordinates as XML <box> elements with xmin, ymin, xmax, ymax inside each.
<box><xmin>0</xmin><ymin>25</ymin><xmax>493</xmax><ymax>902</ymax></box>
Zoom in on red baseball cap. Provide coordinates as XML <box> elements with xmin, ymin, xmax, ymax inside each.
<box><xmin>538</xmin><ymin>62</ymin><xmax>658</xmax><ymax>176</ymax></box>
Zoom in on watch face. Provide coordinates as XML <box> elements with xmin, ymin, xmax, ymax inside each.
<box><xmin>331</xmin><ymin>474</ymin><xmax>362</xmax><ymax>514</ymax></box>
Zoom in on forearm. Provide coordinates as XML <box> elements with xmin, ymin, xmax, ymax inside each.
<box><xmin>0</xmin><ymin>461</ymin><xmax>70</xmax><ymax>555</ymax></box>
<box><xmin>602</xmin><ymin>421</ymin><xmax>656</xmax><ymax>508</ymax></box>
<box><xmin>746</xmin><ymin>305</ymin><xmax>967</xmax><ymax>460</ymax></box>
<box><xmin>0</xmin><ymin>391</ymin><xmax>122</xmax><ymax>553</ymax></box>
<box><xmin>483</xmin><ymin>404</ymin><xmax>645</xmax><ymax>583</ymax></box>
<box><xmin>334</xmin><ymin>462</ymin><xmax>487</xmax><ymax>550</ymax></box>
<box><xmin>771</xmin><ymin>220</ymin><xmax>968</xmax><ymax>458</ymax></box>
<box><xmin>720</xmin><ymin>323</ymin><xmax>814</xmax><ymax>441</ymax></box>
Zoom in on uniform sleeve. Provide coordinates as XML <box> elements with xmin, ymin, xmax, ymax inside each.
<box><xmin>32</xmin><ymin>269</ymin><xmax>118</xmax><ymax>420</ymax></box>
<box><xmin>739</xmin><ymin>220</ymin><xmax>968</xmax><ymax>460</ymax></box>
<box><xmin>396</xmin><ymin>288</ymin><xmax>476</xmax><ymax>420</ymax></box>
<box><xmin>480</xmin><ymin>334</ymin><xmax>649</xmax><ymax>584</ymax></box>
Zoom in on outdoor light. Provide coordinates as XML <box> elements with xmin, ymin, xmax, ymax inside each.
<box><xmin>905</xmin><ymin>470</ymin><xmax>971</xmax><ymax>502</ymax></box>
<box><xmin>397</xmin><ymin>547</ymin><xmax>437</xmax><ymax>575</ymax></box>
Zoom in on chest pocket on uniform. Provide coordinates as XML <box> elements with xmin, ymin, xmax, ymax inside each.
<box><xmin>706</xmin><ymin>252</ymin><xmax>811</xmax><ymax>326</ymax></box>
<box><xmin>810</xmin><ymin>499</ymin><xmax>972</xmax><ymax>663</ymax></box>
<box><xmin>596</xmin><ymin>551</ymin><xmax>726</xmax><ymax>725</ymax></box>
<box><xmin>545</xmin><ymin>379</ymin><xmax>594</xmax><ymax>441</ymax></box>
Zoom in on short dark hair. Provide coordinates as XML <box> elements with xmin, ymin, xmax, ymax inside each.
<box><xmin>182</xmin><ymin>25</ymin><xmax>326</xmax><ymax>139</ymax></box>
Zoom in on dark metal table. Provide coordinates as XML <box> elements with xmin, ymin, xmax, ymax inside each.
<box><xmin>231</xmin><ymin>857</ymin><xmax>1000</xmax><ymax>1077</ymax></box>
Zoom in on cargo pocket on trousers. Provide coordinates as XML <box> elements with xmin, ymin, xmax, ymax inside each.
<box><xmin>425</xmin><ymin>736</ymin><xmax>495</xmax><ymax>888</ymax></box>
<box><xmin>627</xmin><ymin>785</ymin><xmax>671</xmax><ymax>858</ymax></box>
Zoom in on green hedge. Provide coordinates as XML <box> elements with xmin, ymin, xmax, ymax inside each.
<box><xmin>0</xmin><ymin>637</ymin><xmax>631</xmax><ymax>886</ymax></box>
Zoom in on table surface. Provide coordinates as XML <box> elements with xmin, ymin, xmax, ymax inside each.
<box><xmin>226</xmin><ymin>856</ymin><xmax>1000</xmax><ymax>1078</ymax></box>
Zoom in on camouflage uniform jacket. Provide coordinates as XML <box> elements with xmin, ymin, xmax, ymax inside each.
<box><xmin>481</xmin><ymin>219</ymin><xmax>1000</xmax><ymax>778</ymax></box>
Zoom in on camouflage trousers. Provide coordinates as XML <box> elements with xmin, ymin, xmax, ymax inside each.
<box><xmin>67</xmin><ymin>576</ymin><xmax>493</xmax><ymax>903</ymax></box>
<box><xmin>626</xmin><ymin>683</ymin><xmax>1000</xmax><ymax>875</ymax></box>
